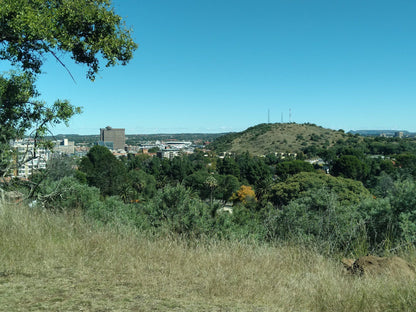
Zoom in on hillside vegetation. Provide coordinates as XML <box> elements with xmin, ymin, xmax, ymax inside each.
<box><xmin>1</xmin><ymin>202</ymin><xmax>416</xmax><ymax>312</ymax></box>
<box><xmin>4</xmin><ymin>123</ymin><xmax>416</xmax><ymax>310</ymax></box>
<box><xmin>210</xmin><ymin>123</ymin><xmax>349</xmax><ymax>155</ymax></box>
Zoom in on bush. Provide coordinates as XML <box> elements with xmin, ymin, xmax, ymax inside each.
<box><xmin>85</xmin><ymin>196</ymin><xmax>138</xmax><ymax>228</ymax></box>
<box><xmin>271</xmin><ymin>171</ymin><xmax>371</xmax><ymax>206</ymax></box>
<box><xmin>143</xmin><ymin>184</ymin><xmax>213</xmax><ymax>236</ymax></box>
<box><xmin>38</xmin><ymin>177</ymin><xmax>101</xmax><ymax>211</ymax></box>
<box><xmin>265</xmin><ymin>188</ymin><xmax>365</xmax><ymax>254</ymax></box>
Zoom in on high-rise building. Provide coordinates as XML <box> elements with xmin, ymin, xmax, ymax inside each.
<box><xmin>99</xmin><ymin>126</ymin><xmax>125</xmax><ymax>150</ymax></box>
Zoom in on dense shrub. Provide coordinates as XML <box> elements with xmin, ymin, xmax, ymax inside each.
<box><xmin>143</xmin><ymin>184</ymin><xmax>214</xmax><ymax>236</ymax></box>
<box><xmin>85</xmin><ymin>196</ymin><xmax>138</xmax><ymax>227</ymax></box>
<box><xmin>265</xmin><ymin>188</ymin><xmax>365</xmax><ymax>254</ymax></box>
<box><xmin>38</xmin><ymin>177</ymin><xmax>101</xmax><ymax>211</ymax></box>
<box><xmin>271</xmin><ymin>171</ymin><xmax>371</xmax><ymax>206</ymax></box>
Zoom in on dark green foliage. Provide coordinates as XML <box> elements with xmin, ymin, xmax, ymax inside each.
<box><xmin>387</xmin><ymin>179</ymin><xmax>416</xmax><ymax>242</ymax></box>
<box><xmin>126</xmin><ymin>153</ymin><xmax>151</xmax><ymax>171</ymax></box>
<box><xmin>310</xmin><ymin>133</ymin><xmax>320</xmax><ymax>141</ymax></box>
<box><xmin>147</xmin><ymin>147</ymin><xmax>160</xmax><ymax>153</ymax></box>
<box><xmin>235</xmin><ymin>152</ymin><xmax>271</xmax><ymax>187</ymax></box>
<box><xmin>79</xmin><ymin>145</ymin><xmax>127</xmax><ymax>196</ymax></box>
<box><xmin>39</xmin><ymin>176</ymin><xmax>101</xmax><ymax>211</ymax></box>
<box><xmin>356</xmin><ymin>198</ymin><xmax>393</xmax><ymax>248</ymax></box>
<box><xmin>394</xmin><ymin>153</ymin><xmax>416</xmax><ymax>177</ymax></box>
<box><xmin>168</xmin><ymin>156</ymin><xmax>192</xmax><ymax>183</ymax></box>
<box><xmin>264</xmin><ymin>153</ymin><xmax>280</xmax><ymax>165</ymax></box>
<box><xmin>1</xmin><ymin>0</ymin><xmax>137</xmax><ymax>79</ymax></box>
<box><xmin>188</xmin><ymin>150</ymin><xmax>211</xmax><ymax>171</ymax></box>
<box><xmin>302</xmin><ymin>144</ymin><xmax>319</xmax><ymax>157</ymax></box>
<box><xmin>208</xmin><ymin>132</ymin><xmax>239</xmax><ymax>152</ymax></box>
<box><xmin>0</xmin><ymin>73</ymin><xmax>38</xmax><ymax>145</ymax></box>
<box><xmin>85</xmin><ymin>196</ymin><xmax>139</xmax><ymax>228</ymax></box>
<box><xmin>217</xmin><ymin>175</ymin><xmax>241</xmax><ymax>203</ymax></box>
<box><xmin>143</xmin><ymin>184</ymin><xmax>213</xmax><ymax>236</ymax></box>
<box><xmin>127</xmin><ymin>169</ymin><xmax>157</xmax><ymax>200</ymax></box>
<box><xmin>271</xmin><ymin>171</ymin><xmax>371</xmax><ymax>206</ymax></box>
<box><xmin>275</xmin><ymin>160</ymin><xmax>314</xmax><ymax>179</ymax></box>
<box><xmin>0</xmin><ymin>73</ymin><xmax>81</xmax><ymax>176</ymax></box>
<box><xmin>217</xmin><ymin>156</ymin><xmax>240</xmax><ymax>176</ymax></box>
<box><xmin>219</xmin><ymin>205</ymin><xmax>266</xmax><ymax>241</ymax></box>
<box><xmin>183</xmin><ymin>169</ymin><xmax>210</xmax><ymax>199</ymax></box>
<box><xmin>265</xmin><ymin>189</ymin><xmax>365</xmax><ymax>253</ymax></box>
<box><xmin>332</xmin><ymin>155</ymin><xmax>369</xmax><ymax>181</ymax></box>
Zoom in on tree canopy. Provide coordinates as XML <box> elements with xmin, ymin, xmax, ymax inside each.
<box><xmin>1</xmin><ymin>0</ymin><xmax>137</xmax><ymax>79</ymax></box>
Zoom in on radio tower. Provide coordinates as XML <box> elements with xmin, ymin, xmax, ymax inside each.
<box><xmin>289</xmin><ymin>108</ymin><xmax>292</xmax><ymax>123</ymax></box>
<box><xmin>268</xmin><ymin>109</ymin><xmax>270</xmax><ymax>124</ymax></box>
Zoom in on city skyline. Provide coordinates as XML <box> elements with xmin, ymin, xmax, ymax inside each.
<box><xmin>2</xmin><ymin>0</ymin><xmax>415</xmax><ymax>135</ymax></box>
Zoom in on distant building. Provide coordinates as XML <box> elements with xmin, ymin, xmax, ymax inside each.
<box><xmin>157</xmin><ymin>149</ymin><xmax>181</xmax><ymax>160</ymax></box>
<box><xmin>54</xmin><ymin>139</ymin><xmax>75</xmax><ymax>155</ymax></box>
<box><xmin>99</xmin><ymin>126</ymin><xmax>125</xmax><ymax>150</ymax></box>
<box><xmin>394</xmin><ymin>131</ymin><xmax>404</xmax><ymax>138</ymax></box>
<box><xmin>165</xmin><ymin>141</ymin><xmax>192</xmax><ymax>149</ymax></box>
<box><xmin>11</xmin><ymin>139</ymin><xmax>52</xmax><ymax>178</ymax></box>
<box><xmin>97</xmin><ymin>141</ymin><xmax>114</xmax><ymax>150</ymax></box>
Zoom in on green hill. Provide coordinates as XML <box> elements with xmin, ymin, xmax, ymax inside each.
<box><xmin>210</xmin><ymin>123</ymin><xmax>349</xmax><ymax>155</ymax></box>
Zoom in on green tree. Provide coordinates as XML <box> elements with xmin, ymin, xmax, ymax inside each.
<box><xmin>205</xmin><ymin>175</ymin><xmax>218</xmax><ymax>207</ymax></box>
<box><xmin>168</xmin><ymin>156</ymin><xmax>192</xmax><ymax>183</ymax></box>
<box><xmin>0</xmin><ymin>73</ymin><xmax>81</xmax><ymax>178</ymax></box>
<box><xmin>144</xmin><ymin>184</ymin><xmax>213</xmax><ymax>236</ymax></box>
<box><xmin>271</xmin><ymin>171</ymin><xmax>371</xmax><ymax>207</ymax></box>
<box><xmin>217</xmin><ymin>156</ymin><xmax>240</xmax><ymax>176</ymax></box>
<box><xmin>217</xmin><ymin>174</ymin><xmax>240</xmax><ymax>203</ymax></box>
<box><xmin>183</xmin><ymin>169</ymin><xmax>210</xmax><ymax>199</ymax></box>
<box><xmin>128</xmin><ymin>169</ymin><xmax>157</xmax><ymax>200</ymax></box>
<box><xmin>275</xmin><ymin>160</ymin><xmax>314</xmax><ymax>179</ymax></box>
<box><xmin>235</xmin><ymin>152</ymin><xmax>271</xmax><ymax>189</ymax></box>
<box><xmin>395</xmin><ymin>153</ymin><xmax>416</xmax><ymax>177</ymax></box>
<box><xmin>38</xmin><ymin>176</ymin><xmax>101</xmax><ymax>211</ymax></box>
<box><xmin>332</xmin><ymin>155</ymin><xmax>369</xmax><ymax>181</ymax></box>
<box><xmin>1</xmin><ymin>0</ymin><xmax>137</xmax><ymax>79</ymax></box>
<box><xmin>266</xmin><ymin>188</ymin><xmax>365</xmax><ymax>253</ymax></box>
<box><xmin>79</xmin><ymin>145</ymin><xmax>127</xmax><ymax>196</ymax></box>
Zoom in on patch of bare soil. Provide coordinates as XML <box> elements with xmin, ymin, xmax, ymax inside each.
<box><xmin>342</xmin><ymin>255</ymin><xmax>416</xmax><ymax>279</ymax></box>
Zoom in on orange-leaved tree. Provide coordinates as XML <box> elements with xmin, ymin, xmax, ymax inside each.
<box><xmin>230</xmin><ymin>185</ymin><xmax>257</xmax><ymax>205</ymax></box>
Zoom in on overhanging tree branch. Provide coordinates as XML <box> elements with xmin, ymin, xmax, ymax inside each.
<box><xmin>49</xmin><ymin>50</ymin><xmax>77</xmax><ymax>84</ymax></box>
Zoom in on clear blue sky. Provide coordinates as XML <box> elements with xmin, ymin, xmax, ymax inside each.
<box><xmin>23</xmin><ymin>1</ymin><xmax>416</xmax><ymax>134</ymax></box>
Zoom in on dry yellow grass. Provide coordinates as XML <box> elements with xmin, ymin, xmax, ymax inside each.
<box><xmin>0</xmin><ymin>202</ymin><xmax>415</xmax><ymax>311</ymax></box>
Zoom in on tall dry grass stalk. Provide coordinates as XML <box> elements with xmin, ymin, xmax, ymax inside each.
<box><xmin>0</xmin><ymin>202</ymin><xmax>415</xmax><ymax>311</ymax></box>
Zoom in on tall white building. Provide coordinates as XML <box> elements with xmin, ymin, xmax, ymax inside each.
<box><xmin>11</xmin><ymin>139</ymin><xmax>52</xmax><ymax>178</ymax></box>
<box><xmin>10</xmin><ymin>138</ymin><xmax>74</xmax><ymax>178</ymax></box>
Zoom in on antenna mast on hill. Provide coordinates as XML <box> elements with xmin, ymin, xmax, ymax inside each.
<box><xmin>281</xmin><ymin>112</ymin><xmax>283</xmax><ymax>123</ymax></box>
<box><xmin>268</xmin><ymin>109</ymin><xmax>270</xmax><ymax>124</ymax></box>
<box><xmin>289</xmin><ymin>108</ymin><xmax>292</xmax><ymax>123</ymax></box>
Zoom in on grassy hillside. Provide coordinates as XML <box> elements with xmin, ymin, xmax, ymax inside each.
<box><xmin>210</xmin><ymin>123</ymin><xmax>350</xmax><ymax>155</ymax></box>
<box><xmin>1</xmin><ymin>202</ymin><xmax>416</xmax><ymax>311</ymax></box>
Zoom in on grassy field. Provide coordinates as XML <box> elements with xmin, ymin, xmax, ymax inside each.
<box><xmin>1</xmin><ymin>202</ymin><xmax>416</xmax><ymax>311</ymax></box>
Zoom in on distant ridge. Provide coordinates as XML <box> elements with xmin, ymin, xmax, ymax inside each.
<box><xmin>349</xmin><ymin>130</ymin><xmax>415</xmax><ymax>137</ymax></box>
<box><xmin>210</xmin><ymin>123</ymin><xmax>349</xmax><ymax>155</ymax></box>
